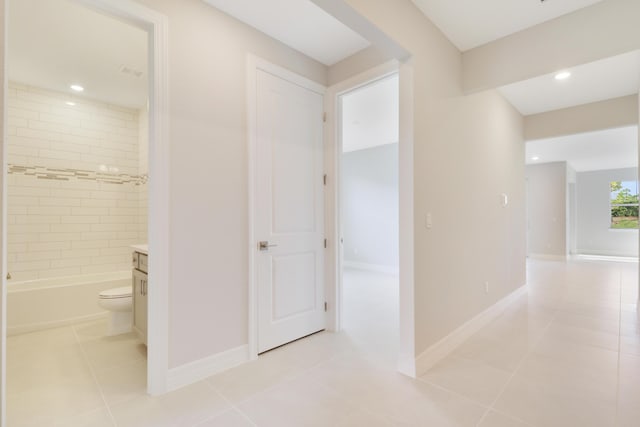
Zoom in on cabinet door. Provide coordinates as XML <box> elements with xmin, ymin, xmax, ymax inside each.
<box><xmin>133</xmin><ymin>269</ymin><xmax>148</xmax><ymax>344</ymax></box>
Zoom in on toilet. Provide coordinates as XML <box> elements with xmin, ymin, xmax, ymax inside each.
<box><xmin>98</xmin><ymin>286</ymin><xmax>133</xmax><ymax>336</ymax></box>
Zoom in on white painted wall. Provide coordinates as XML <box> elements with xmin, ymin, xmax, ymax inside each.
<box><xmin>6</xmin><ymin>83</ymin><xmax>148</xmax><ymax>281</ymax></box>
<box><xmin>133</xmin><ymin>0</ymin><xmax>327</xmax><ymax>369</ymax></box>
<box><xmin>341</xmin><ymin>143</ymin><xmax>398</xmax><ymax>272</ymax></box>
<box><xmin>344</xmin><ymin>0</ymin><xmax>526</xmax><ymax>364</ymax></box>
<box><xmin>576</xmin><ymin>167</ymin><xmax>639</xmax><ymax>257</ymax></box>
<box><xmin>526</xmin><ymin>162</ymin><xmax>568</xmax><ymax>259</ymax></box>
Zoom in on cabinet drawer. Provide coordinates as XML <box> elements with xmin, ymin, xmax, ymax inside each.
<box><xmin>138</xmin><ymin>253</ymin><xmax>148</xmax><ymax>273</ymax></box>
<box><xmin>132</xmin><ymin>251</ymin><xmax>148</xmax><ymax>273</ymax></box>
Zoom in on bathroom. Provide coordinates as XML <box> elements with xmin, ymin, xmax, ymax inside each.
<box><xmin>5</xmin><ymin>0</ymin><xmax>150</xmax><ymax>421</ymax></box>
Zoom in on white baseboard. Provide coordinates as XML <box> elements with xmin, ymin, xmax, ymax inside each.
<box><xmin>415</xmin><ymin>284</ymin><xmax>527</xmax><ymax>377</ymax></box>
<box><xmin>7</xmin><ymin>312</ymin><xmax>108</xmax><ymax>336</ymax></box>
<box><xmin>576</xmin><ymin>250</ymin><xmax>639</xmax><ymax>258</ymax></box>
<box><xmin>167</xmin><ymin>344</ymin><xmax>249</xmax><ymax>392</ymax></box>
<box><xmin>528</xmin><ymin>253</ymin><xmax>567</xmax><ymax>261</ymax></box>
<box><xmin>343</xmin><ymin>261</ymin><xmax>399</xmax><ymax>275</ymax></box>
<box><xmin>573</xmin><ymin>254</ymin><xmax>639</xmax><ymax>263</ymax></box>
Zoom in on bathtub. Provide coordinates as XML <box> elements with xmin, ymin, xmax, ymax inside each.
<box><xmin>7</xmin><ymin>271</ymin><xmax>131</xmax><ymax>336</ymax></box>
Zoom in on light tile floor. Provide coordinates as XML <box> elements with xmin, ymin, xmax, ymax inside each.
<box><xmin>6</xmin><ymin>260</ymin><xmax>640</xmax><ymax>426</ymax></box>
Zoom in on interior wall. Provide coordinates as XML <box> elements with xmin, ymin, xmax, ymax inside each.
<box><xmin>576</xmin><ymin>167</ymin><xmax>639</xmax><ymax>257</ymax></box>
<box><xmin>133</xmin><ymin>0</ymin><xmax>327</xmax><ymax>368</ymax></box>
<box><xmin>342</xmin><ymin>143</ymin><xmax>398</xmax><ymax>272</ymax></box>
<box><xmin>328</xmin><ymin>45</ymin><xmax>393</xmax><ymax>86</ymax></box>
<box><xmin>526</xmin><ymin>162</ymin><xmax>568</xmax><ymax>258</ymax></box>
<box><xmin>343</xmin><ymin>0</ymin><xmax>526</xmax><ymax>361</ymax></box>
<box><xmin>524</xmin><ymin>95</ymin><xmax>639</xmax><ymax>141</ymax></box>
<box><xmin>6</xmin><ymin>83</ymin><xmax>146</xmax><ymax>281</ymax></box>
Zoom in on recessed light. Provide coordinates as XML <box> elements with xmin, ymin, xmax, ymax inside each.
<box><xmin>531</xmin><ymin>156</ymin><xmax>540</xmax><ymax>161</ymax></box>
<box><xmin>70</xmin><ymin>84</ymin><xmax>84</xmax><ymax>92</ymax></box>
<box><xmin>554</xmin><ymin>71</ymin><xmax>571</xmax><ymax>81</ymax></box>
<box><xmin>65</xmin><ymin>101</ymin><xmax>76</xmax><ymax>106</ymax></box>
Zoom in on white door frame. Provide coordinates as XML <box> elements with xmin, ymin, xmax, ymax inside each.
<box><xmin>247</xmin><ymin>54</ymin><xmax>327</xmax><ymax>359</ymax></box>
<box><xmin>1</xmin><ymin>0</ymin><xmax>171</xmax><ymax>413</ymax></box>
<box><xmin>324</xmin><ymin>60</ymin><xmax>417</xmax><ymax>376</ymax></box>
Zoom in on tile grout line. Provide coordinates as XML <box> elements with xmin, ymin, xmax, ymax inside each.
<box><xmin>302</xmin><ymin>358</ymin><xmax>397</xmax><ymax>425</ymax></box>
<box><xmin>70</xmin><ymin>323</ymin><xmax>119</xmax><ymax>427</ymax></box>
<box><xmin>201</xmin><ymin>347</ymin><xmax>381</xmax><ymax>425</ymax></box>
<box><xmin>208</xmin><ymin>344</ymin><xmax>350</xmax><ymax>408</ymax></box>
<box><xmin>199</xmin><ymin>381</ymin><xmax>258</xmax><ymax>427</ymax></box>
<box><xmin>473</xmin><ymin>304</ymin><xmax>559</xmax><ymax>427</ymax></box>
<box><xmin>416</xmin><ymin>360</ymin><xmax>535</xmax><ymax>427</ymax></box>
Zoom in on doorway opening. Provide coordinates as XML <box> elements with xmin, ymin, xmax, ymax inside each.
<box><xmin>337</xmin><ymin>73</ymin><xmax>400</xmax><ymax>364</ymax></box>
<box><xmin>525</xmin><ymin>126</ymin><xmax>639</xmax><ymax>261</ymax></box>
<box><xmin>2</xmin><ymin>0</ymin><xmax>170</xmax><ymax>422</ymax></box>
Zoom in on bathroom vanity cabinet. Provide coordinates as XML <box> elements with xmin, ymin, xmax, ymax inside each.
<box><xmin>132</xmin><ymin>250</ymin><xmax>148</xmax><ymax>345</ymax></box>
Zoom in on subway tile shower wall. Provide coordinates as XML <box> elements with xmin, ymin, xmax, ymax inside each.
<box><xmin>6</xmin><ymin>82</ymin><xmax>148</xmax><ymax>282</ymax></box>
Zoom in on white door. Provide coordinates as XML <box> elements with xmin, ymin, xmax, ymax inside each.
<box><xmin>255</xmin><ymin>67</ymin><xmax>325</xmax><ymax>353</ymax></box>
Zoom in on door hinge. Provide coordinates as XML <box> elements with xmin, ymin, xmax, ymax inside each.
<box><xmin>323</xmin><ymin>112</ymin><xmax>327</xmax><ymax>123</ymax></box>
<box><xmin>324</xmin><ymin>302</ymin><xmax>328</xmax><ymax>312</ymax></box>
<box><xmin>323</xmin><ymin>174</ymin><xmax>327</xmax><ymax>186</ymax></box>
<box><xmin>324</xmin><ymin>238</ymin><xmax>327</xmax><ymax>249</ymax></box>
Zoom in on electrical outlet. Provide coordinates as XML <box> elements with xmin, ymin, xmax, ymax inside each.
<box><xmin>484</xmin><ymin>282</ymin><xmax>489</xmax><ymax>294</ymax></box>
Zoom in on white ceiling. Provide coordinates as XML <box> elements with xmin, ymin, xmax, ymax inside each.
<box><xmin>203</xmin><ymin>0</ymin><xmax>370</xmax><ymax>66</ymax></box>
<box><xmin>9</xmin><ymin>0</ymin><xmax>148</xmax><ymax>109</ymax></box>
<box><xmin>411</xmin><ymin>0</ymin><xmax>604</xmax><ymax>52</ymax></box>
<box><xmin>499</xmin><ymin>50</ymin><xmax>640</xmax><ymax>116</ymax></box>
<box><xmin>526</xmin><ymin>126</ymin><xmax>638</xmax><ymax>172</ymax></box>
<box><xmin>342</xmin><ymin>74</ymin><xmax>399</xmax><ymax>153</ymax></box>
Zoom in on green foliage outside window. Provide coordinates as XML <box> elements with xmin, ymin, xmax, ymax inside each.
<box><xmin>610</xmin><ymin>181</ymin><xmax>639</xmax><ymax>229</ymax></box>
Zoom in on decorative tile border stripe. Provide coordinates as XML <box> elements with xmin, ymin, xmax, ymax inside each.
<box><xmin>8</xmin><ymin>164</ymin><xmax>148</xmax><ymax>185</ymax></box>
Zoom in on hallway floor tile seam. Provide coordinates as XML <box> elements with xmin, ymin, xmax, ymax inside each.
<box><xmin>301</xmin><ymin>365</ymin><xmax>399</xmax><ymax>426</ymax></box>
<box><xmin>201</xmin><ymin>375</ymin><xmax>259</xmax><ymax>426</ymax></box>
<box><xmin>210</xmin><ymin>344</ymin><xmax>353</xmax><ymax>407</ymax></box>
<box><xmin>471</xmin><ymin>290</ymin><xmax>560</xmax><ymax>427</ymax></box>
<box><xmin>204</xmin><ymin>357</ymin><xmax>392</xmax><ymax>427</ymax></box>
<box><xmin>71</xmin><ymin>322</ymin><xmax>118</xmax><ymax>427</ymax></box>
<box><xmin>194</xmin><ymin>407</ymin><xmax>257</xmax><ymax>427</ymax></box>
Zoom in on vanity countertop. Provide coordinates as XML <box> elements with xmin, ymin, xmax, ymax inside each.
<box><xmin>131</xmin><ymin>244</ymin><xmax>148</xmax><ymax>255</ymax></box>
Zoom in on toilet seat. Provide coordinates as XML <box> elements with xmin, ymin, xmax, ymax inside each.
<box><xmin>99</xmin><ymin>286</ymin><xmax>132</xmax><ymax>299</ymax></box>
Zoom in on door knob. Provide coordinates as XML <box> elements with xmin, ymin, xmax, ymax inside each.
<box><xmin>258</xmin><ymin>241</ymin><xmax>278</xmax><ymax>251</ymax></box>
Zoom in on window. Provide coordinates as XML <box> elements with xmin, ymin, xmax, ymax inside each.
<box><xmin>610</xmin><ymin>181</ymin><xmax>639</xmax><ymax>229</ymax></box>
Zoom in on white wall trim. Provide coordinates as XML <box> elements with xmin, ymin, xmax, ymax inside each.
<box><xmin>247</xmin><ymin>54</ymin><xmax>327</xmax><ymax>360</ymax></box>
<box><xmin>324</xmin><ymin>60</ymin><xmax>400</xmax><ymax>334</ymax></box>
<box><xmin>415</xmin><ymin>284</ymin><xmax>528</xmax><ymax>377</ymax></box>
<box><xmin>572</xmin><ymin>254</ymin><xmax>639</xmax><ymax>263</ymax></box>
<box><xmin>343</xmin><ymin>261</ymin><xmax>399</xmax><ymax>276</ymax></box>
<box><xmin>325</xmin><ymin>59</ymin><xmax>416</xmax><ymax>378</ymax></box>
<box><xmin>528</xmin><ymin>253</ymin><xmax>568</xmax><ymax>261</ymax></box>
<box><xmin>166</xmin><ymin>345</ymin><xmax>249</xmax><ymax>392</ymax></box>
<box><xmin>1</xmin><ymin>1</ymin><xmax>7</xmax><ymax>423</ymax></box>
<box><xmin>4</xmin><ymin>0</ymin><xmax>172</xmax><ymax>397</ymax></box>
